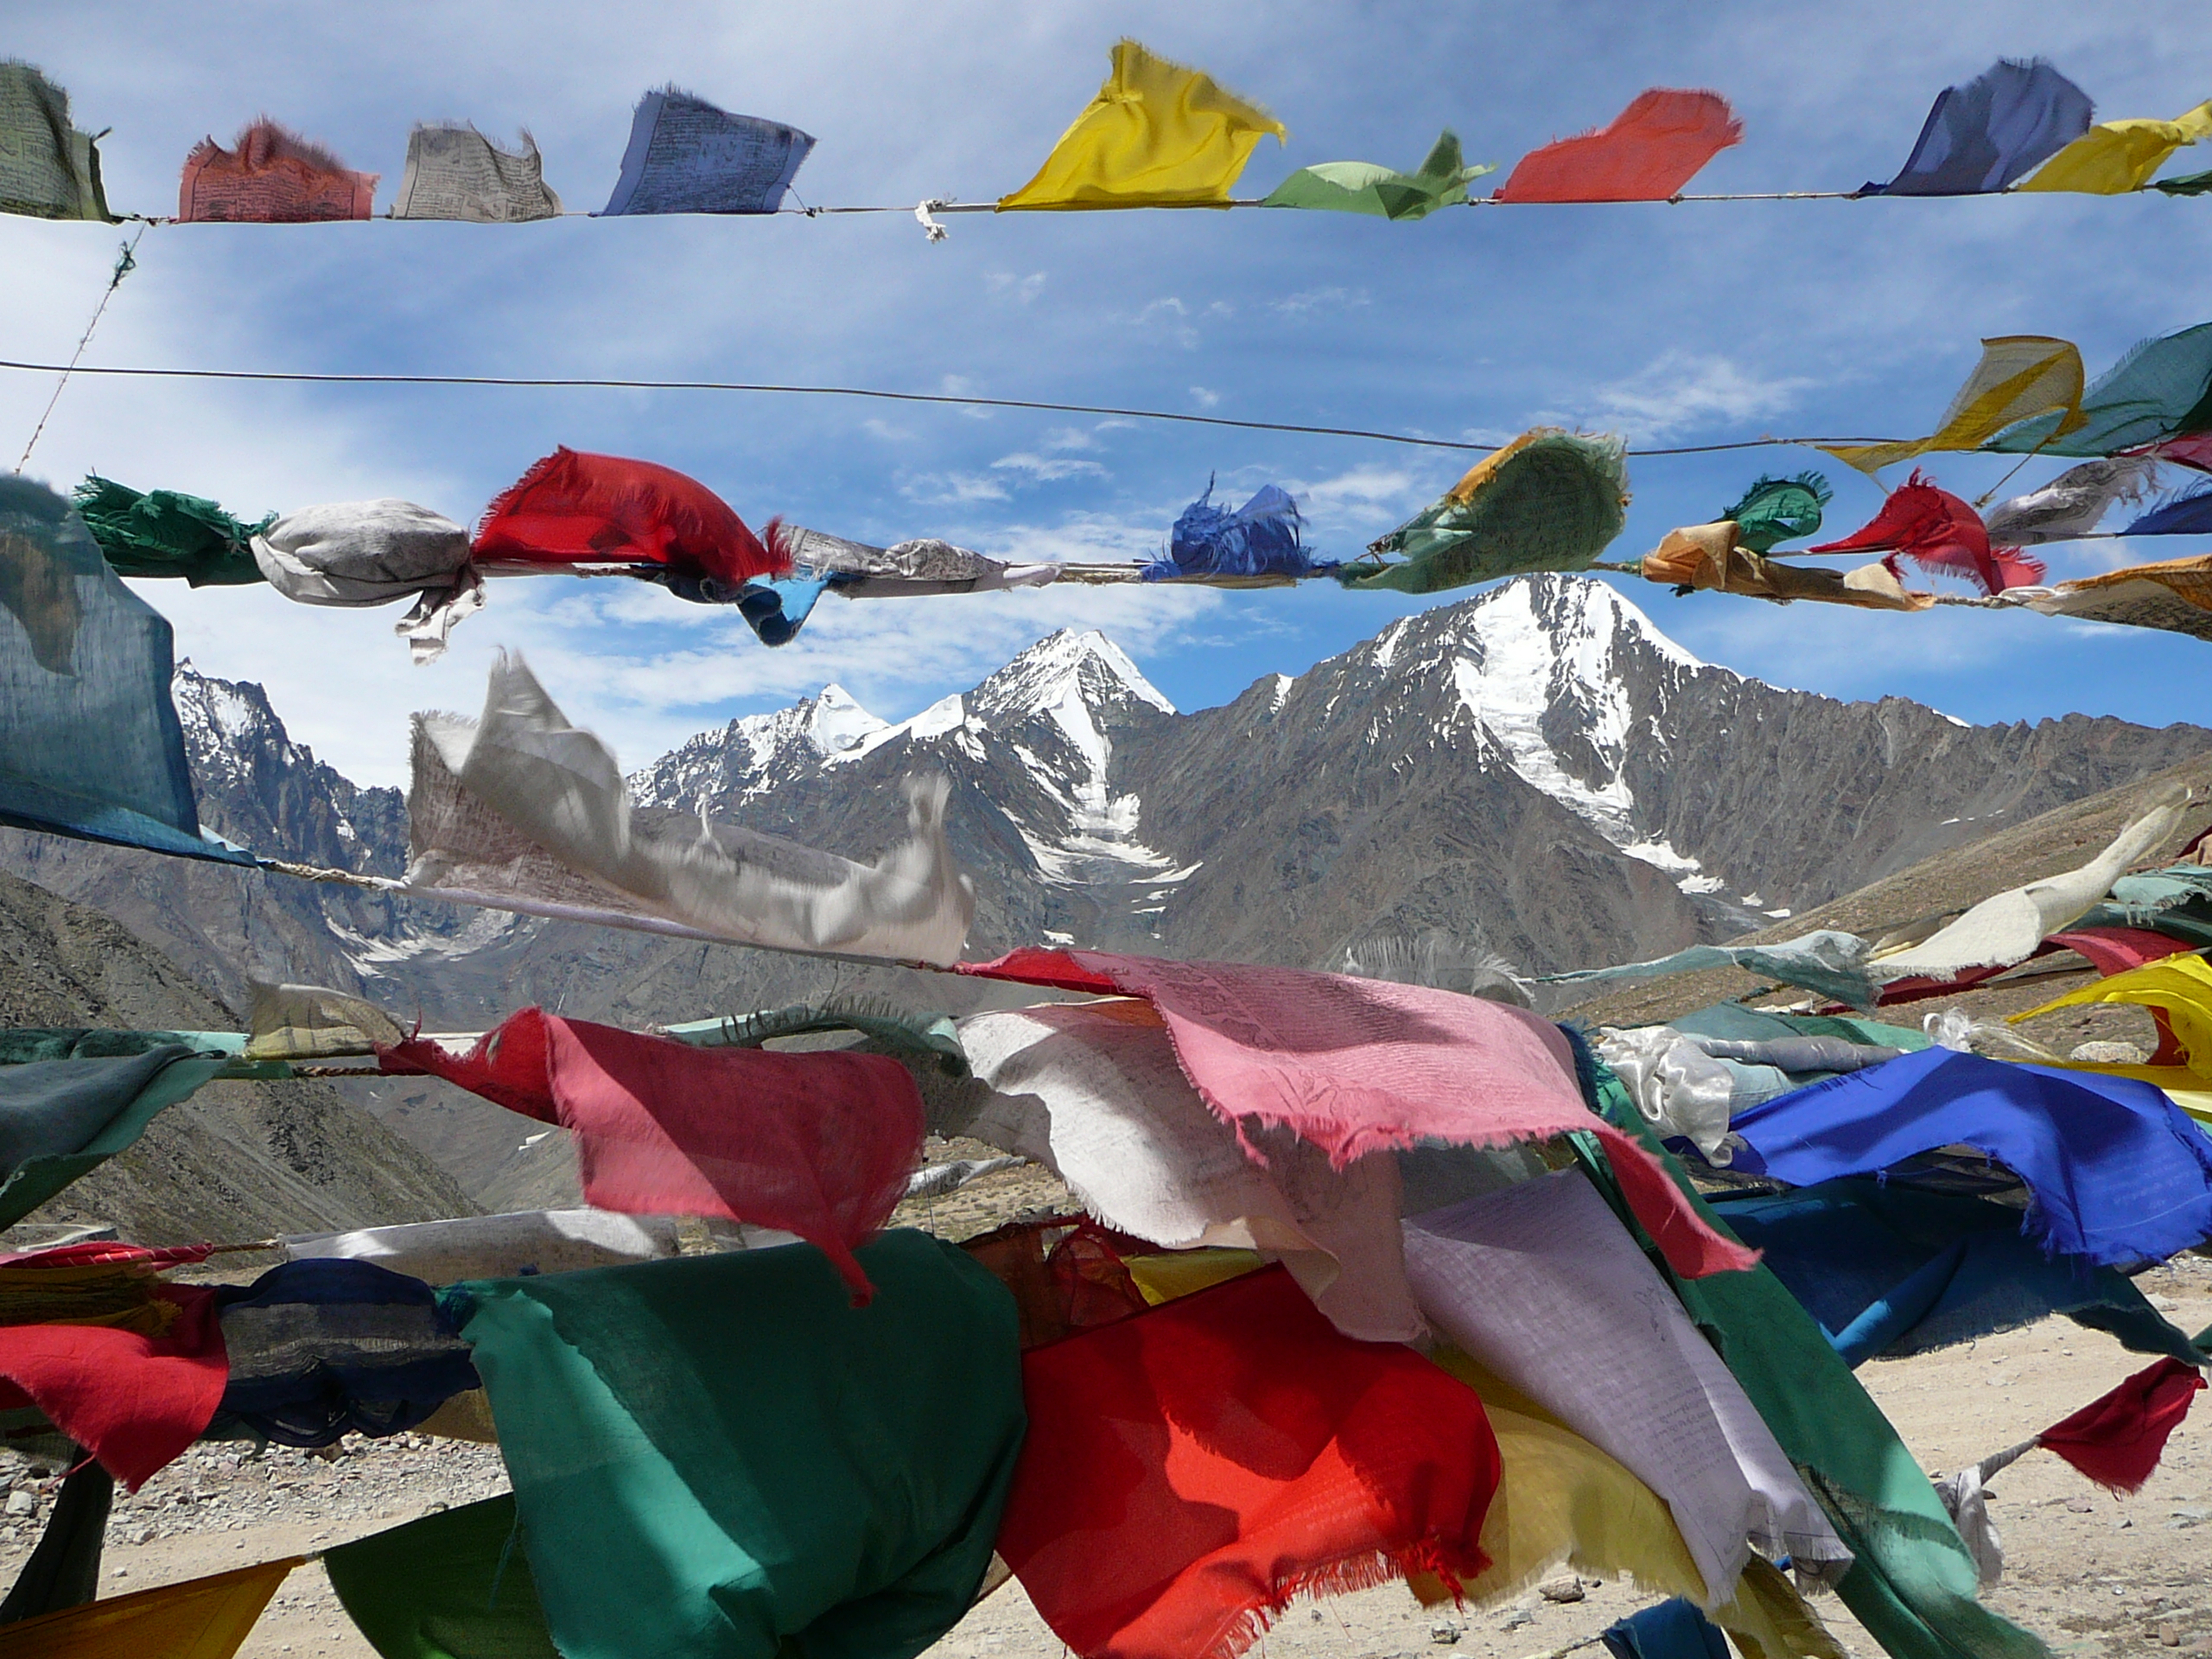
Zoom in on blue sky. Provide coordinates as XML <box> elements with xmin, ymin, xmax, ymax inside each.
<box><xmin>4</xmin><ymin>3</ymin><xmax>2210</xmax><ymax>787</ymax></box>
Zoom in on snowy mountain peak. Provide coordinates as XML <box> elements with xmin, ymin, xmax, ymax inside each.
<box><xmin>806</xmin><ymin>684</ymin><xmax>889</xmax><ymax>755</ymax></box>
<box><xmin>972</xmin><ymin>628</ymin><xmax>1175</xmax><ymax>727</ymax></box>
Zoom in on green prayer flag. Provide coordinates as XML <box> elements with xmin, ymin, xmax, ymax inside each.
<box><xmin>71</xmin><ymin>477</ymin><xmax>273</xmax><ymax>588</ymax></box>
<box><xmin>0</xmin><ymin>1049</ymin><xmax>227</xmax><ymax>1230</ymax></box>
<box><xmin>1719</xmin><ymin>472</ymin><xmax>1834</xmax><ymax>554</ymax></box>
<box><xmin>2152</xmin><ymin>167</ymin><xmax>2212</xmax><ymax>196</ymax></box>
<box><xmin>1262</xmin><ymin>130</ymin><xmax>1493</xmax><ymax>220</ymax></box>
<box><xmin>0</xmin><ymin>62</ymin><xmax>111</xmax><ymax>222</ymax></box>
<box><xmin>443</xmin><ymin>1230</ymin><xmax>1026</xmax><ymax>1659</ymax></box>
<box><xmin>327</xmin><ymin>1494</ymin><xmax>560</xmax><ymax>1659</ymax></box>
<box><xmin>1567</xmin><ymin>1058</ymin><xmax>2051</xmax><ymax>1659</ymax></box>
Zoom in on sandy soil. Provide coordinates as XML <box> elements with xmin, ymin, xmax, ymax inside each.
<box><xmin>0</xmin><ymin>1251</ymin><xmax>2199</xmax><ymax>1658</ymax></box>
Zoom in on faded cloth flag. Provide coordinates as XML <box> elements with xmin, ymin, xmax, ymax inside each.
<box><xmin>1808</xmin><ymin>471</ymin><xmax>2045</xmax><ymax>594</ymax></box>
<box><xmin>1349</xmin><ymin>429</ymin><xmax>1629</xmax><ymax>594</ymax></box>
<box><xmin>2014</xmin><ymin>554</ymin><xmax>2212</xmax><ymax>643</ymax></box>
<box><xmin>1262</xmin><ymin>130</ymin><xmax>1491</xmax><ymax>219</ymax></box>
<box><xmin>0</xmin><ymin>1047</ymin><xmax>228</xmax><ymax>1229</ymax></box>
<box><xmin>401</xmin><ymin>653</ymin><xmax>976</xmax><ymax>963</ymax></box>
<box><xmin>1536</xmin><ymin>929</ymin><xmax>1881</xmax><ymax>1010</ymax></box>
<box><xmin>382</xmin><ymin>1006</ymin><xmax>924</xmax><ymax>1300</ymax></box>
<box><xmin>473</xmin><ymin>447</ymin><xmax>783</xmax><ymax>585</ymax></box>
<box><xmin>283</xmin><ymin>1208</ymin><xmax>680</xmax><ymax>1284</ymax></box>
<box><xmin>2019</xmin><ymin>99</ymin><xmax>2212</xmax><ymax>194</ymax></box>
<box><xmin>1718</xmin><ymin>473</ymin><xmax>1831</xmax><ymax>552</ymax></box>
<box><xmin>954</xmin><ymin>999</ymin><xmax>1426</xmax><ymax>1341</ymax></box>
<box><xmin>0</xmin><ymin>61</ymin><xmax>111</xmax><ymax>221</ymax></box>
<box><xmin>178</xmin><ymin>119</ymin><xmax>375</xmax><ymax>221</ymax></box>
<box><xmin>1</xmin><ymin>477</ymin><xmax>255</xmax><ymax>863</ymax></box>
<box><xmin>1862</xmin><ymin>60</ymin><xmax>2092</xmax><ymax>194</ymax></box>
<box><xmin>1824</xmin><ymin>337</ymin><xmax>2085</xmax><ymax>474</ymax></box>
<box><xmin>1001</xmin><ymin>40</ymin><xmax>1285</xmax><ymax>210</ymax></box>
<box><xmin>1985</xmin><ymin>321</ymin><xmax>2212</xmax><ymax>457</ymax></box>
<box><xmin>1145</xmin><ymin>477</ymin><xmax>1319</xmax><ymax>579</ymax></box>
<box><xmin>996</xmin><ymin>1263</ymin><xmax>1499</xmax><ymax>1659</ymax></box>
<box><xmin>392</xmin><ymin>123</ymin><xmax>562</xmax><ymax>221</ymax></box>
<box><xmin>444</xmin><ymin>1232</ymin><xmax>1025</xmax><ymax>1659</ymax></box>
<box><xmin>0</xmin><ymin>1558</ymin><xmax>297</xmax><ymax>1659</ymax></box>
<box><xmin>1981</xmin><ymin>455</ymin><xmax>2159</xmax><ymax>544</ymax></box>
<box><xmin>70</xmin><ymin>477</ymin><xmax>270</xmax><ymax>587</ymax></box>
<box><xmin>601</xmin><ymin>87</ymin><xmax>813</xmax><ymax>215</ymax></box>
<box><xmin>1641</xmin><ymin>523</ymin><xmax>1931</xmax><ymax>612</ymax></box>
<box><xmin>957</xmin><ymin>949</ymin><xmax>1758</xmax><ymax>1281</ymax></box>
<box><xmin>1493</xmin><ymin>90</ymin><xmax>1741</xmax><ymax>202</ymax></box>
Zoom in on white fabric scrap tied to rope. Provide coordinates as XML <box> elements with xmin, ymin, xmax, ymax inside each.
<box><xmin>403</xmin><ymin>652</ymin><xmax>977</xmax><ymax>964</ymax></box>
<box><xmin>251</xmin><ymin>499</ymin><xmax>484</xmax><ymax>663</ymax></box>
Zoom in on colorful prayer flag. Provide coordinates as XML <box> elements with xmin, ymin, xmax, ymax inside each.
<box><xmin>1492</xmin><ymin>90</ymin><xmax>1741</xmax><ymax>203</ymax></box>
<box><xmin>392</xmin><ymin>123</ymin><xmax>562</xmax><ymax>221</ymax></box>
<box><xmin>1984</xmin><ymin>321</ymin><xmax>2212</xmax><ymax>457</ymax></box>
<box><xmin>1262</xmin><ymin>130</ymin><xmax>1491</xmax><ymax>219</ymax></box>
<box><xmin>1808</xmin><ymin>471</ymin><xmax>2044</xmax><ymax>594</ymax></box>
<box><xmin>2038</xmin><ymin>1358</ymin><xmax>2206</xmax><ymax>1493</ymax></box>
<box><xmin>1863</xmin><ymin>60</ymin><xmax>2092</xmax><ymax>195</ymax></box>
<box><xmin>0</xmin><ymin>62</ymin><xmax>111</xmax><ymax>221</ymax></box>
<box><xmin>1823</xmin><ymin>336</ymin><xmax>2085</xmax><ymax>474</ymax></box>
<box><xmin>177</xmin><ymin>120</ymin><xmax>375</xmax><ymax>222</ymax></box>
<box><xmin>0</xmin><ymin>1557</ymin><xmax>296</xmax><ymax>1659</ymax></box>
<box><xmin>2019</xmin><ymin>99</ymin><xmax>2212</xmax><ymax>194</ymax></box>
<box><xmin>601</xmin><ymin>87</ymin><xmax>814</xmax><ymax>216</ymax></box>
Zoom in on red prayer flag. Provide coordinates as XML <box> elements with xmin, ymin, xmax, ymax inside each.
<box><xmin>1808</xmin><ymin>470</ymin><xmax>2044</xmax><ymax>594</ymax></box>
<box><xmin>177</xmin><ymin>120</ymin><xmax>376</xmax><ymax>222</ymax></box>
<box><xmin>958</xmin><ymin>949</ymin><xmax>1758</xmax><ymax>1281</ymax></box>
<box><xmin>0</xmin><ymin>1287</ymin><xmax>226</xmax><ymax>1489</ymax></box>
<box><xmin>1493</xmin><ymin>90</ymin><xmax>1742</xmax><ymax>203</ymax></box>
<box><xmin>382</xmin><ymin>1008</ymin><xmax>923</xmax><ymax>1300</ymax></box>
<box><xmin>2038</xmin><ymin>1357</ymin><xmax>2205</xmax><ymax>1494</ymax></box>
<box><xmin>997</xmin><ymin>1265</ymin><xmax>1500</xmax><ymax>1659</ymax></box>
<box><xmin>472</xmin><ymin>447</ymin><xmax>785</xmax><ymax>585</ymax></box>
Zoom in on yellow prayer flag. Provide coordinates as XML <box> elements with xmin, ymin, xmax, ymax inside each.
<box><xmin>1824</xmin><ymin>335</ymin><xmax>2085</xmax><ymax>474</ymax></box>
<box><xmin>2019</xmin><ymin>100</ymin><xmax>2212</xmax><ymax>194</ymax></box>
<box><xmin>0</xmin><ymin>1557</ymin><xmax>298</xmax><ymax>1659</ymax></box>
<box><xmin>999</xmin><ymin>40</ymin><xmax>1286</xmax><ymax>211</ymax></box>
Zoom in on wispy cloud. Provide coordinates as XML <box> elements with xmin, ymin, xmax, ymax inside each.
<box><xmin>986</xmin><ymin>270</ymin><xmax>1047</xmax><ymax>304</ymax></box>
<box><xmin>1560</xmin><ymin>351</ymin><xmax>1815</xmax><ymax>443</ymax></box>
<box><xmin>1270</xmin><ymin>285</ymin><xmax>1370</xmax><ymax>318</ymax></box>
<box><xmin>1188</xmin><ymin>386</ymin><xmax>1221</xmax><ymax>409</ymax></box>
<box><xmin>991</xmin><ymin>451</ymin><xmax>1109</xmax><ymax>481</ymax></box>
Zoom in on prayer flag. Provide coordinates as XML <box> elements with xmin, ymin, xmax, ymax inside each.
<box><xmin>1981</xmin><ymin>455</ymin><xmax>2158</xmax><ymax>544</ymax></box>
<box><xmin>1985</xmin><ymin>321</ymin><xmax>2212</xmax><ymax>457</ymax></box>
<box><xmin>0</xmin><ymin>62</ymin><xmax>111</xmax><ymax>221</ymax></box>
<box><xmin>1262</xmin><ymin>130</ymin><xmax>1491</xmax><ymax>219</ymax></box>
<box><xmin>473</xmin><ymin>447</ymin><xmax>781</xmax><ymax>584</ymax></box>
<box><xmin>0</xmin><ymin>1047</ymin><xmax>228</xmax><ymax>1230</ymax></box>
<box><xmin>1493</xmin><ymin>90</ymin><xmax>1741</xmax><ymax>203</ymax></box>
<box><xmin>283</xmin><ymin>1207</ymin><xmax>681</xmax><ymax>1283</ymax></box>
<box><xmin>1718</xmin><ymin>472</ymin><xmax>1831</xmax><ymax>552</ymax></box>
<box><xmin>2020</xmin><ymin>99</ymin><xmax>2212</xmax><ymax>194</ymax></box>
<box><xmin>392</xmin><ymin>123</ymin><xmax>562</xmax><ymax>221</ymax></box>
<box><xmin>1807</xmin><ymin>471</ymin><xmax>2044</xmax><ymax>594</ymax></box>
<box><xmin>2124</xmin><ymin>482</ymin><xmax>2212</xmax><ymax>537</ymax></box>
<box><xmin>601</xmin><ymin>87</ymin><xmax>813</xmax><ymax>215</ymax></box>
<box><xmin>1348</xmin><ymin>429</ymin><xmax>1629</xmax><ymax>594</ymax></box>
<box><xmin>1864</xmin><ymin>60</ymin><xmax>2092</xmax><ymax>195</ymax></box>
<box><xmin>1000</xmin><ymin>41</ymin><xmax>1285</xmax><ymax>211</ymax></box>
<box><xmin>1824</xmin><ymin>336</ymin><xmax>2085</xmax><ymax>474</ymax></box>
<box><xmin>1640</xmin><ymin>523</ymin><xmax>1930</xmax><ymax>612</ymax></box>
<box><xmin>0</xmin><ymin>1557</ymin><xmax>296</xmax><ymax>1659</ymax></box>
<box><xmin>1537</xmin><ymin>928</ymin><xmax>1882</xmax><ymax>1008</ymax></box>
<box><xmin>996</xmin><ymin>1264</ymin><xmax>1499</xmax><ymax>1659</ymax></box>
<box><xmin>177</xmin><ymin>119</ymin><xmax>375</xmax><ymax>222</ymax></box>
<box><xmin>327</xmin><ymin>1495</ymin><xmax>558</xmax><ymax>1659</ymax></box>
<box><xmin>70</xmin><ymin>477</ymin><xmax>270</xmax><ymax>587</ymax></box>
<box><xmin>2037</xmin><ymin>1358</ymin><xmax>2205</xmax><ymax>1493</ymax></box>
<box><xmin>1145</xmin><ymin>478</ymin><xmax>1319</xmax><ymax>579</ymax></box>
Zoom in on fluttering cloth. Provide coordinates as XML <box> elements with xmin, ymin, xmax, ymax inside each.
<box><xmin>177</xmin><ymin>119</ymin><xmax>375</xmax><ymax>221</ymax></box>
<box><xmin>1349</xmin><ymin>429</ymin><xmax>1629</xmax><ymax>594</ymax></box>
<box><xmin>327</xmin><ymin>1494</ymin><xmax>557</xmax><ymax>1659</ymax></box>
<box><xmin>1825</xmin><ymin>337</ymin><xmax>2085</xmax><ymax>476</ymax></box>
<box><xmin>383</xmin><ymin>1006</ymin><xmax>924</xmax><ymax>1300</ymax></box>
<box><xmin>403</xmin><ymin>652</ymin><xmax>976</xmax><ymax>963</ymax></box>
<box><xmin>1980</xmin><ymin>455</ymin><xmax>2158</xmax><ymax>544</ymax></box>
<box><xmin>1602</xmin><ymin>1599</ymin><xmax>1732</xmax><ymax>1659</ymax></box>
<box><xmin>447</xmin><ymin>1231</ymin><xmax>1025</xmax><ymax>1659</ymax></box>
<box><xmin>2126</xmin><ymin>484</ymin><xmax>2212</xmax><ymax>537</ymax></box>
<box><xmin>601</xmin><ymin>87</ymin><xmax>814</xmax><ymax>215</ymax></box>
<box><xmin>70</xmin><ymin>476</ymin><xmax>270</xmax><ymax>586</ymax></box>
<box><xmin>1717</xmin><ymin>473</ymin><xmax>1831</xmax><ymax>552</ymax></box>
<box><xmin>0</xmin><ymin>477</ymin><xmax>255</xmax><ymax>864</ymax></box>
<box><xmin>0</xmin><ymin>1557</ymin><xmax>297</xmax><ymax>1659</ymax></box>
<box><xmin>962</xmin><ymin>1217</ymin><xmax>1153</xmax><ymax>1349</ymax></box>
<box><xmin>956</xmin><ymin>999</ymin><xmax>1424</xmax><ymax>1340</ymax></box>
<box><xmin>1146</xmin><ymin>479</ymin><xmax>1321</xmax><ymax>580</ymax></box>
<box><xmin>1640</xmin><ymin>523</ymin><xmax>1931</xmax><ymax>613</ymax></box>
<box><xmin>250</xmin><ymin>499</ymin><xmax>473</xmax><ymax>604</ymax></box>
<box><xmin>0</xmin><ymin>61</ymin><xmax>111</xmax><ymax>220</ymax></box>
<box><xmin>1862</xmin><ymin>60</ymin><xmax>2091</xmax><ymax>194</ymax></box>
<box><xmin>392</xmin><ymin>123</ymin><xmax>562</xmax><ymax>221</ymax></box>
<box><xmin>211</xmin><ymin>1259</ymin><xmax>480</xmax><ymax>1446</ymax></box>
<box><xmin>474</xmin><ymin>448</ymin><xmax>782</xmax><ymax>585</ymax></box>
<box><xmin>1001</xmin><ymin>40</ymin><xmax>1285</xmax><ymax>211</ymax></box>
<box><xmin>1986</xmin><ymin>321</ymin><xmax>2212</xmax><ymax>457</ymax></box>
<box><xmin>1262</xmin><ymin>130</ymin><xmax>1492</xmax><ymax>219</ymax></box>
<box><xmin>283</xmin><ymin>1207</ymin><xmax>681</xmax><ymax>1282</ymax></box>
<box><xmin>1869</xmin><ymin>790</ymin><xmax>2187</xmax><ymax>980</ymax></box>
<box><xmin>1539</xmin><ymin>928</ymin><xmax>1878</xmax><ymax>1009</ymax></box>
<box><xmin>1726</xmin><ymin>1048</ymin><xmax>2212</xmax><ymax>1266</ymax></box>
<box><xmin>0</xmin><ymin>1047</ymin><xmax>229</xmax><ymax>1229</ymax></box>
<box><xmin>0</xmin><ymin>1286</ymin><xmax>226</xmax><ymax>1488</ymax></box>
<box><xmin>1493</xmin><ymin>90</ymin><xmax>1741</xmax><ymax>202</ymax></box>
<box><xmin>1405</xmin><ymin>1171</ymin><xmax>1850</xmax><ymax>1605</ymax></box>
<box><xmin>1592</xmin><ymin>1026</ymin><xmax>1739</xmax><ymax>1163</ymax></box>
<box><xmin>1710</xmin><ymin>1177</ymin><xmax>2203</xmax><ymax>1368</ymax></box>
<box><xmin>1573</xmin><ymin>1065</ymin><xmax>2050</xmax><ymax>1659</ymax></box>
<box><xmin>2013</xmin><ymin>553</ymin><xmax>2212</xmax><ymax>643</ymax></box>
<box><xmin>771</xmin><ymin>523</ymin><xmax>1045</xmax><ymax>591</ymax></box>
<box><xmin>2020</xmin><ymin>99</ymin><xmax>2212</xmax><ymax>194</ymax></box>
<box><xmin>1808</xmin><ymin>471</ymin><xmax>2043</xmax><ymax>594</ymax></box>
<box><xmin>2038</xmin><ymin>1357</ymin><xmax>2206</xmax><ymax>1493</ymax></box>
<box><xmin>997</xmin><ymin>1263</ymin><xmax>1499</xmax><ymax>1659</ymax></box>
<box><xmin>958</xmin><ymin>949</ymin><xmax>1756</xmax><ymax>1280</ymax></box>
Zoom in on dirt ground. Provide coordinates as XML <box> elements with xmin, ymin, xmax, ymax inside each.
<box><xmin>0</xmin><ymin>1246</ymin><xmax>2198</xmax><ymax>1659</ymax></box>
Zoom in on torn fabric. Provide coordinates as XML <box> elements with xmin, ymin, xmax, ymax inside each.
<box><xmin>957</xmin><ymin>949</ymin><xmax>1757</xmax><ymax>1280</ymax></box>
<box><xmin>70</xmin><ymin>476</ymin><xmax>270</xmax><ymax>587</ymax></box>
<box><xmin>1147</xmin><ymin>477</ymin><xmax>1322</xmax><ymax>579</ymax></box>
<box><xmin>2019</xmin><ymin>99</ymin><xmax>2212</xmax><ymax>194</ymax></box>
<box><xmin>391</xmin><ymin>123</ymin><xmax>561</xmax><ymax>221</ymax></box>
<box><xmin>996</xmin><ymin>1263</ymin><xmax>1499</xmax><ymax>1659</ymax></box>
<box><xmin>2011</xmin><ymin>554</ymin><xmax>2212</xmax><ymax>642</ymax></box>
<box><xmin>1000</xmin><ymin>40</ymin><xmax>1286</xmax><ymax>210</ymax></box>
<box><xmin>1824</xmin><ymin>339</ymin><xmax>2085</xmax><ymax>475</ymax></box>
<box><xmin>1537</xmin><ymin>929</ymin><xmax>1879</xmax><ymax>1010</ymax></box>
<box><xmin>601</xmin><ymin>87</ymin><xmax>813</xmax><ymax>215</ymax></box>
<box><xmin>1981</xmin><ymin>455</ymin><xmax>2159</xmax><ymax>544</ymax></box>
<box><xmin>1262</xmin><ymin>130</ymin><xmax>1492</xmax><ymax>219</ymax></box>
<box><xmin>177</xmin><ymin>118</ymin><xmax>375</xmax><ymax>221</ymax></box>
<box><xmin>0</xmin><ymin>62</ymin><xmax>110</xmax><ymax>220</ymax></box>
<box><xmin>2125</xmin><ymin>482</ymin><xmax>2212</xmax><ymax>537</ymax></box>
<box><xmin>1406</xmin><ymin>1171</ymin><xmax>1851</xmax><ymax>1605</ymax></box>
<box><xmin>1808</xmin><ymin>470</ymin><xmax>2044</xmax><ymax>593</ymax></box>
<box><xmin>1719</xmin><ymin>473</ymin><xmax>1831</xmax><ymax>553</ymax></box>
<box><xmin>955</xmin><ymin>998</ymin><xmax>1425</xmax><ymax>1341</ymax></box>
<box><xmin>1641</xmin><ymin>522</ymin><xmax>1932</xmax><ymax>611</ymax></box>
<box><xmin>1493</xmin><ymin>90</ymin><xmax>1741</xmax><ymax>203</ymax></box>
<box><xmin>1862</xmin><ymin>60</ymin><xmax>2092</xmax><ymax>195</ymax></box>
<box><xmin>327</xmin><ymin>1495</ymin><xmax>556</xmax><ymax>1659</ymax></box>
<box><xmin>403</xmin><ymin>652</ymin><xmax>976</xmax><ymax>963</ymax></box>
<box><xmin>283</xmin><ymin>1207</ymin><xmax>680</xmax><ymax>1283</ymax></box>
<box><xmin>1350</xmin><ymin>429</ymin><xmax>1629</xmax><ymax>594</ymax></box>
<box><xmin>1986</xmin><ymin>321</ymin><xmax>2212</xmax><ymax>457</ymax></box>
<box><xmin>474</xmin><ymin>448</ymin><xmax>783</xmax><ymax>586</ymax></box>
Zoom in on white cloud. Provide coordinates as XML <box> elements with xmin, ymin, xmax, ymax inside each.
<box><xmin>985</xmin><ymin>270</ymin><xmax>1047</xmax><ymax>304</ymax></box>
<box><xmin>1269</xmin><ymin>285</ymin><xmax>1370</xmax><ymax>318</ymax></box>
<box><xmin>990</xmin><ymin>452</ymin><xmax>1109</xmax><ymax>481</ymax></box>
<box><xmin>1188</xmin><ymin>386</ymin><xmax>1221</xmax><ymax>409</ymax></box>
<box><xmin>1557</xmin><ymin>351</ymin><xmax>1815</xmax><ymax>444</ymax></box>
<box><xmin>898</xmin><ymin>471</ymin><xmax>1011</xmax><ymax>505</ymax></box>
